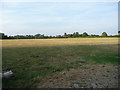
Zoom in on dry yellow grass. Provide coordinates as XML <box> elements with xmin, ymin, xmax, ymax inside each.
<box><xmin>1</xmin><ymin>38</ymin><xmax>118</xmax><ymax>48</ymax></box>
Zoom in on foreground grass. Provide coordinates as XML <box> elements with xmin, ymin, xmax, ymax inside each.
<box><xmin>2</xmin><ymin>44</ymin><xmax>119</xmax><ymax>88</ymax></box>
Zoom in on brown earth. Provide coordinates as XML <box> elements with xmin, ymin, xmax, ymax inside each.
<box><xmin>37</xmin><ymin>63</ymin><xmax>119</xmax><ymax>88</ymax></box>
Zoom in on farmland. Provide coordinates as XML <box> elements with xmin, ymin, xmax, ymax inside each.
<box><xmin>2</xmin><ymin>38</ymin><xmax>118</xmax><ymax>48</ymax></box>
<box><xmin>2</xmin><ymin>38</ymin><xmax>119</xmax><ymax>88</ymax></box>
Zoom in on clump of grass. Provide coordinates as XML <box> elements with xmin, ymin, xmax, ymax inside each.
<box><xmin>88</xmin><ymin>52</ymin><xmax>119</xmax><ymax>65</ymax></box>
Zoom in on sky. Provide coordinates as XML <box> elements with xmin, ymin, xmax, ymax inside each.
<box><xmin>0</xmin><ymin>1</ymin><xmax>118</xmax><ymax>36</ymax></box>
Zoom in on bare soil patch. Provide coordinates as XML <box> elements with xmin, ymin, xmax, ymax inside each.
<box><xmin>37</xmin><ymin>63</ymin><xmax>118</xmax><ymax>88</ymax></box>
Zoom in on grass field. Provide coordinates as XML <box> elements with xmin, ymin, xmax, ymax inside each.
<box><xmin>2</xmin><ymin>38</ymin><xmax>118</xmax><ymax>47</ymax></box>
<box><xmin>2</xmin><ymin>38</ymin><xmax>119</xmax><ymax>88</ymax></box>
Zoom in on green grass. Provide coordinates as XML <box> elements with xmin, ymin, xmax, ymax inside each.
<box><xmin>2</xmin><ymin>44</ymin><xmax>119</xmax><ymax>88</ymax></box>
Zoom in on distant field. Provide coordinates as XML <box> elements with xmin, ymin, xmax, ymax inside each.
<box><xmin>2</xmin><ymin>38</ymin><xmax>119</xmax><ymax>88</ymax></box>
<box><xmin>2</xmin><ymin>38</ymin><xmax>118</xmax><ymax>47</ymax></box>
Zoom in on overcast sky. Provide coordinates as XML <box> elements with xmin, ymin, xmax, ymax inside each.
<box><xmin>0</xmin><ymin>1</ymin><xmax>118</xmax><ymax>36</ymax></box>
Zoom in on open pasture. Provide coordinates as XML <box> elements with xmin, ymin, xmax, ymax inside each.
<box><xmin>2</xmin><ymin>38</ymin><xmax>119</xmax><ymax>88</ymax></box>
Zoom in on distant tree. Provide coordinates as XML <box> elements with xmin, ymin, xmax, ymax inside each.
<box><xmin>35</xmin><ymin>34</ymin><xmax>44</xmax><ymax>39</ymax></box>
<box><xmin>64</xmin><ymin>33</ymin><xmax>68</xmax><ymax>38</ymax></box>
<box><xmin>72</xmin><ymin>32</ymin><xmax>80</xmax><ymax>37</ymax></box>
<box><xmin>64</xmin><ymin>33</ymin><xmax>67</xmax><ymax>36</ymax></box>
<box><xmin>73</xmin><ymin>32</ymin><xmax>76</xmax><ymax>37</ymax></box>
<box><xmin>8</xmin><ymin>36</ymin><xmax>14</xmax><ymax>39</ymax></box>
<box><xmin>82</xmin><ymin>32</ymin><xmax>89</xmax><ymax>37</ymax></box>
<box><xmin>0</xmin><ymin>33</ymin><xmax>4</xmax><ymax>39</ymax></box>
<box><xmin>75</xmin><ymin>32</ymin><xmax>79</xmax><ymax>37</ymax></box>
<box><xmin>35</xmin><ymin>34</ymin><xmax>41</xmax><ymax>37</ymax></box>
<box><xmin>49</xmin><ymin>36</ymin><xmax>52</xmax><ymax>38</ymax></box>
<box><xmin>56</xmin><ymin>35</ymin><xmax>63</xmax><ymax>38</ymax></box>
<box><xmin>118</xmin><ymin>31</ymin><xmax>120</xmax><ymax>35</ymax></box>
<box><xmin>101</xmin><ymin>32</ymin><xmax>108</xmax><ymax>36</ymax></box>
<box><xmin>67</xmin><ymin>34</ymin><xmax>73</xmax><ymax>38</ymax></box>
<box><xmin>90</xmin><ymin>34</ymin><xmax>99</xmax><ymax>37</ymax></box>
<box><xmin>79</xmin><ymin>34</ymin><xmax>82</xmax><ymax>37</ymax></box>
<box><xmin>1</xmin><ymin>33</ymin><xmax>9</xmax><ymax>39</ymax></box>
<box><xmin>4</xmin><ymin>31</ymin><xmax>120</xmax><ymax>39</ymax></box>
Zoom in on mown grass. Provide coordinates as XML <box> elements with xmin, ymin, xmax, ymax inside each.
<box><xmin>2</xmin><ymin>43</ymin><xmax>119</xmax><ymax>88</ymax></box>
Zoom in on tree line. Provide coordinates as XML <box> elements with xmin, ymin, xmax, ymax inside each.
<box><xmin>0</xmin><ymin>31</ymin><xmax>120</xmax><ymax>39</ymax></box>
